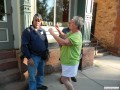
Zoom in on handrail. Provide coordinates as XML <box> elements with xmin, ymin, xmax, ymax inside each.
<box><xmin>90</xmin><ymin>33</ymin><xmax>102</xmax><ymax>55</ymax></box>
<box><xmin>90</xmin><ymin>32</ymin><xmax>105</xmax><ymax>46</ymax></box>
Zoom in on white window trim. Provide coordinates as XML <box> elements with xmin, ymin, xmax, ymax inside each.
<box><xmin>0</xmin><ymin>28</ymin><xmax>9</xmax><ymax>42</ymax></box>
<box><xmin>68</xmin><ymin>0</ymin><xmax>71</xmax><ymax>21</ymax></box>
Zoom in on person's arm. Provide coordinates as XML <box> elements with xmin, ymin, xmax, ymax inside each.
<box><xmin>49</xmin><ymin>28</ymin><xmax>71</xmax><ymax>46</ymax></box>
<box><xmin>22</xmin><ymin>29</ymin><xmax>35</xmax><ymax>66</ymax></box>
<box><xmin>21</xmin><ymin>29</ymin><xmax>31</xmax><ymax>60</ymax></box>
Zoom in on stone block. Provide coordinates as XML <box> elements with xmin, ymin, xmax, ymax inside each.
<box><xmin>79</xmin><ymin>47</ymin><xmax>95</xmax><ymax>70</ymax></box>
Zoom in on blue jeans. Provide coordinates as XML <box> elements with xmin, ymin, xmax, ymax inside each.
<box><xmin>28</xmin><ymin>54</ymin><xmax>45</xmax><ymax>90</ymax></box>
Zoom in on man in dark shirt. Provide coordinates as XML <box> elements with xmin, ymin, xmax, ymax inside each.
<box><xmin>21</xmin><ymin>13</ymin><xmax>48</xmax><ymax>90</ymax></box>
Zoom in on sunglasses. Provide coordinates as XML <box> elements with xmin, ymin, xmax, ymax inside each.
<box><xmin>34</xmin><ymin>18</ymin><xmax>42</xmax><ymax>22</ymax></box>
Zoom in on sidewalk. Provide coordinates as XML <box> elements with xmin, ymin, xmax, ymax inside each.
<box><xmin>1</xmin><ymin>55</ymin><xmax>120</xmax><ymax>90</ymax></box>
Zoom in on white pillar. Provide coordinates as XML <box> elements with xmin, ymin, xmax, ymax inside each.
<box><xmin>54</xmin><ymin>0</ymin><xmax>56</xmax><ymax>26</ymax></box>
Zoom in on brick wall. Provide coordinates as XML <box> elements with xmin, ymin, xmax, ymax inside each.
<box><xmin>45</xmin><ymin>48</ymin><xmax>61</xmax><ymax>74</ymax></box>
<box><xmin>19</xmin><ymin>47</ymin><xmax>95</xmax><ymax>77</ymax></box>
<box><xmin>22</xmin><ymin>48</ymin><xmax>61</xmax><ymax>76</ymax></box>
<box><xmin>94</xmin><ymin>0</ymin><xmax>120</xmax><ymax>55</ymax></box>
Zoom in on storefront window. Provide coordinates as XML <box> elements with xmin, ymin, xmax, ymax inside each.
<box><xmin>37</xmin><ymin>0</ymin><xmax>69</xmax><ymax>26</ymax></box>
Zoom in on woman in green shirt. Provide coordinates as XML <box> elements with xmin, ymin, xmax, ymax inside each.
<box><xmin>49</xmin><ymin>16</ymin><xmax>84</xmax><ymax>90</ymax></box>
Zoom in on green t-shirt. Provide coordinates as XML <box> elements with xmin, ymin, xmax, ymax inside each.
<box><xmin>60</xmin><ymin>32</ymin><xmax>82</xmax><ymax>66</ymax></box>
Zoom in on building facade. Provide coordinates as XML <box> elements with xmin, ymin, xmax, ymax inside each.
<box><xmin>0</xmin><ymin>0</ymin><xmax>96</xmax><ymax>78</ymax></box>
<box><xmin>0</xmin><ymin>0</ymin><xmax>95</xmax><ymax>51</ymax></box>
<box><xmin>0</xmin><ymin>0</ymin><xmax>36</xmax><ymax>50</ymax></box>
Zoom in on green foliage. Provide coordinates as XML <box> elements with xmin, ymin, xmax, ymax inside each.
<box><xmin>37</xmin><ymin>0</ymin><xmax>48</xmax><ymax>21</ymax></box>
<box><xmin>37</xmin><ymin>0</ymin><xmax>69</xmax><ymax>24</ymax></box>
<box><xmin>46</xmin><ymin>7</ymin><xmax>54</xmax><ymax>22</ymax></box>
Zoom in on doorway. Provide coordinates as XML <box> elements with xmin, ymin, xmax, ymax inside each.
<box><xmin>0</xmin><ymin>0</ymin><xmax>14</xmax><ymax>50</ymax></box>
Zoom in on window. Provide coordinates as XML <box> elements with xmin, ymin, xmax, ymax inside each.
<box><xmin>37</xmin><ymin>0</ymin><xmax>69</xmax><ymax>26</ymax></box>
<box><xmin>0</xmin><ymin>0</ymin><xmax>7</xmax><ymax>21</ymax></box>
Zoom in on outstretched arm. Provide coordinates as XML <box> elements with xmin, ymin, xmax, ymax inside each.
<box><xmin>48</xmin><ymin>28</ymin><xmax>71</xmax><ymax>46</ymax></box>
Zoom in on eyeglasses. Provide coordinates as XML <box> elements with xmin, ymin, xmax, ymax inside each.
<box><xmin>34</xmin><ymin>18</ymin><xmax>42</xmax><ymax>22</ymax></box>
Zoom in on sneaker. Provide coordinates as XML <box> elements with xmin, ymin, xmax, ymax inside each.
<box><xmin>71</xmin><ymin>77</ymin><xmax>77</xmax><ymax>82</ymax></box>
<box><xmin>37</xmin><ymin>85</ymin><xmax>48</xmax><ymax>90</ymax></box>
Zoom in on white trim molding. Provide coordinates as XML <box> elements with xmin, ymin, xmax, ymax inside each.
<box><xmin>0</xmin><ymin>28</ymin><xmax>9</xmax><ymax>42</ymax></box>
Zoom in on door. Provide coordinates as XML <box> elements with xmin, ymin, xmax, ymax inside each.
<box><xmin>0</xmin><ymin>0</ymin><xmax>14</xmax><ymax>50</ymax></box>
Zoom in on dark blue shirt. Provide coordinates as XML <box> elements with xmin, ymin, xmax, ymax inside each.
<box><xmin>62</xmin><ymin>27</ymin><xmax>70</xmax><ymax>34</ymax></box>
<box><xmin>21</xmin><ymin>25</ymin><xmax>48</xmax><ymax>59</ymax></box>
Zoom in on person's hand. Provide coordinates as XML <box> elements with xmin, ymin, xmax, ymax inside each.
<box><xmin>48</xmin><ymin>28</ymin><xmax>54</xmax><ymax>35</ymax></box>
<box><xmin>27</xmin><ymin>58</ymin><xmax>34</xmax><ymax>66</ymax></box>
<box><xmin>55</xmin><ymin>23</ymin><xmax>59</xmax><ymax>30</ymax></box>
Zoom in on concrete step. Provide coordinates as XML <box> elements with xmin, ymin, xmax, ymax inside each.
<box><xmin>90</xmin><ymin>39</ymin><xmax>110</xmax><ymax>58</ymax></box>
<box><xmin>94</xmin><ymin>52</ymin><xmax>110</xmax><ymax>58</ymax></box>
<box><xmin>95</xmin><ymin>45</ymin><xmax>104</xmax><ymax>49</ymax></box>
<box><xmin>0</xmin><ymin>58</ymin><xmax>18</xmax><ymax>71</ymax></box>
<box><xmin>0</xmin><ymin>68</ymin><xmax>20</xmax><ymax>85</ymax></box>
<box><xmin>0</xmin><ymin>80</ymin><xmax>28</xmax><ymax>90</ymax></box>
<box><xmin>0</xmin><ymin>50</ymin><xmax>16</xmax><ymax>60</ymax></box>
<box><xmin>95</xmin><ymin>48</ymin><xmax>107</xmax><ymax>53</ymax></box>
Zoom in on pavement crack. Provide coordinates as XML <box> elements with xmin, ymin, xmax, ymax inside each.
<box><xmin>80</xmin><ymin>71</ymin><xmax>104</xmax><ymax>87</ymax></box>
